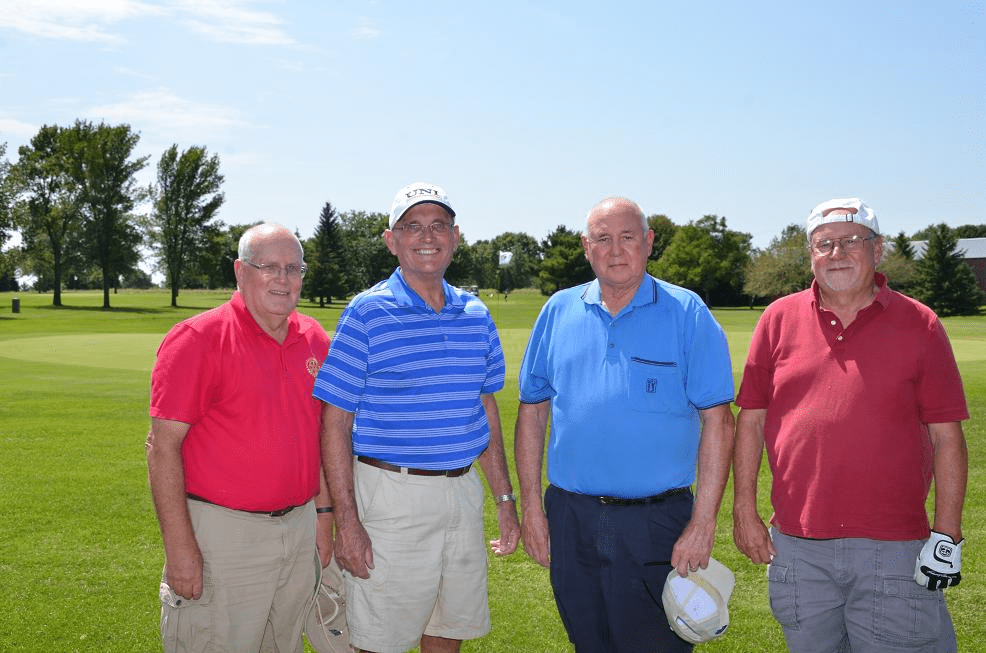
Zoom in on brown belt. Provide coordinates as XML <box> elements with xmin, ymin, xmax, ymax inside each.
<box><xmin>357</xmin><ymin>455</ymin><xmax>471</xmax><ymax>477</ymax></box>
<box><xmin>187</xmin><ymin>493</ymin><xmax>301</xmax><ymax>517</ymax></box>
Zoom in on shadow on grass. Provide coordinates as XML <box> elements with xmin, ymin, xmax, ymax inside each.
<box><xmin>33</xmin><ymin>304</ymin><xmax>179</xmax><ymax>315</ymax></box>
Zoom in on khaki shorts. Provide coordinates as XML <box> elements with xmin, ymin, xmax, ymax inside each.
<box><xmin>160</xmin><ymin>499</ymin><xmax>316</xmax><ymax>653</ymax></box>
<box><xmin>347</xmin><ymin>461</ymin><xmax>489</xmax><ymax>653</ymax></box>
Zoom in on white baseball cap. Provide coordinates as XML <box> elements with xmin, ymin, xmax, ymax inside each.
<box><xmin>806</xmin><ymin>197</ymin><xmax>879</xmax><ymax>238</ymax></box>
<box><xmin>662</xmin><ymin>557</ymin><xmax>735</xmax><ymax>644</ymax></box>
<box><xmin>388</xmin><ymin>182</ymin><xmax>455</xmax><ymax>229</ymax></box>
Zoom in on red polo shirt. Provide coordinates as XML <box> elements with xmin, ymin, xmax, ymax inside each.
<box><xmin>151</xmin><ymin>292</ymin><xmax>329</xmax><ymax>511</ymax></box>
<box><xmin>736</xmin><ymin>275</ymin><xmax>968</xmax><ymax>540</ymax></box>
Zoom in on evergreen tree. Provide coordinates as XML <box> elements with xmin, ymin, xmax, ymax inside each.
<box><xmin>537</xmin><ymin>225</ymin><xmax>593</xmax><ymax>295</ymax></box>
<box><xmin>912</xmin><ymin>223</ymin><xmax>984</xmax><ymax>316</ymax></box>
<box><xmin>891</xmin><ymin>231</ymin><xmax>915</xmax><ymax>259</ymax></box>
<box><xmin>308</xmin><ymin>202</ymin><xmax>346</xmax><ymax>306</ymax></box>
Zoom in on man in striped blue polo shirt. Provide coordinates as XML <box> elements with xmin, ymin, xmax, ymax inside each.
<box><xmin>313</xmin><ymin>182</ymin><xmax>520</xmax><ymax>653</ymax></box>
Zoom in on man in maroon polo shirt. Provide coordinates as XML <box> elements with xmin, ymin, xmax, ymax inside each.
<box><xmin>147</xmin><ymin>223</ymin><xmax>336</xmax><ymax>652</ymax></box>
<box><xmin>733</xmin><ymin>198</ymin><xmax>969</xmax><ymax>653</ymax></box>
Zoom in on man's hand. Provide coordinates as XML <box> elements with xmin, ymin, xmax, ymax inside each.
<box><xmin>520</xmin><ymin>508</ymin><xmax>551</xmax><ymax>568</ymax></box>
<box><xmin>334</xmin><ymin>521</ymin><xmax>374</xmax><ymax>579</ymax></box>
<box><xmin>671</xmin><ymin>516</ymin><xmax>715</xmax><ymax>577</ymax></box>
<box><xmin>164</xmin><ymin>540</ymin><xmax>204</xmax><ymax>600</ymax></box>
<box><xmin>490</xmin><ymin>500</ymin><xmax>520</xmax><ymax>556</ymax></box>
<box><xmin>914</xmin><ymin>531</ymin><xmax>963</xmax><ymax>590</ymax></box>
<box><xmin>733</xmin><ymin>509</ymin><xmax>777</xmax><ymax>565</ymax></box>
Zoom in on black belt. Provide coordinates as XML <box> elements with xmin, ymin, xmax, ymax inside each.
<box><xmin>357</xmin><ymin>456</ymin><xmax>471</xmax><ymax>477</ymax></box>
<box><xmin>187</xmin><ymin>493</ymin><xmax>301</xmax><ymax>517</ymax></box>
<box><xmin>597</xmin><ymin>486</ymin><xmax>692</xmax><ymax>506</ymax></box>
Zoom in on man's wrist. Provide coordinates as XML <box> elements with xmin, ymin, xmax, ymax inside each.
<box><xmin>494</xmin><ymin>493</ymin><xmax>516</xmax><ymax>504</ymax></box>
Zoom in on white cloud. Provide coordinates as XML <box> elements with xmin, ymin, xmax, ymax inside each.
<box><xmin>0</xmin><ymin>117</ymin><xmax>38</xmax><ymax>139</ymax></box>
<box><xmin>171</xmin><ymin>0</ymin><xmax>294</xmax><ymax>45</ymax></box>
<box><xmin>84</xmin><ymin>90</ymin><xmax>249</xmax><ymax>132</ymax></box>
<box><xmin>351</xmin><ymin>18</ymin><xmax>380</xmax><ymax>40</ymax></box>
<box><xmin>0</xmin><ymin>0</ymin><xmax>293</xmax><ymax>46</ymax></box>
<box><xmin>0</xmin><ymin>0</ymin><xmax>163</xmax><ymax>42</ymax></box>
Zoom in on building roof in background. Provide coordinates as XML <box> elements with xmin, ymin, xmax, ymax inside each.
<box><xmin>910</xmin><ymin>238</ymin><xmax>986</xmax><ymax>259</ymax></box>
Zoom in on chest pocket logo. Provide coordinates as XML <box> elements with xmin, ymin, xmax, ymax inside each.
<box><xmin>630</xmin><ymin>357</ymin><xmax>688</xmax><ymax>414</ymax></box>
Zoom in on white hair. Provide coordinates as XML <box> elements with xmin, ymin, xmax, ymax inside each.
<box><xmin>584</xmin><ymin>196</ymin><xmax>648</xmax><ymax>234</ymax></box>
<box><xmin>238</xmin><ymin>223</ymin><xmax>303</xmax><ymax>261</ymax></box>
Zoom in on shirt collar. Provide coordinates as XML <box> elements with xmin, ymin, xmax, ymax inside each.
<box><xmin>230</xmin><ymin>290</ymin><xmax>301</xmax><ymax>342</ymax></box>
<box><xmin>581</xmin><ymin>275</ymin><xmax>658</xmax><ymax>314</ymax></box>
<box><xmin>810</xmin><ymin>272</ymin><xmax>891</xmax><ymax>310</ymax></box>
<box><xmin>386</xmin><ymin>267</ymin><xmax>464</xmax><ymax>310</ymax></box>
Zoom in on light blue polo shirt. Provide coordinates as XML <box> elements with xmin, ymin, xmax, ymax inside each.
<box><xmin>518</xmin><ymin>275</ymin><xmax>733</xmax><ymax>497</ymax></box>
<box><xmin>314</xmin><ymin>268</ymin><xmax>505</xmax><ymax>469</ymax></box>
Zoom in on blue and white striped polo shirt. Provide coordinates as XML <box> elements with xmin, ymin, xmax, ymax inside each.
<box><xmin>313</xmin><ymin>268</ymin><xmax>506</xmax><ymax>469</ymax></box>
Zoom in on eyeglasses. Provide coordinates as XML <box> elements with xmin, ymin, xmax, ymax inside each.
<box><xmin>241</xmin><ymin>258</ymin><xmax>307</xmax><ymax>278</ymax></box>
<box><xmin>391</xmin><ymin>222</ymin><xmax>453</xmax><ymax>235</ymax></box>
<box><xmin>810</xmin><ymin>234</ymin><xmax>876</xmax><ymax>256</ymax></box>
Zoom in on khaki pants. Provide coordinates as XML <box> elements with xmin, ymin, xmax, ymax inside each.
<box><xmin>160</xmin><ymin>499</ymin><xmax>316</xmax><ymax>653</ymax></box>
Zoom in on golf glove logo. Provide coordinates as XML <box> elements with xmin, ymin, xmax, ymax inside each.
<box><xmin>914</xmin><ymin>531</ymin><xmax>963</xmax><ymax>590</ymax></box>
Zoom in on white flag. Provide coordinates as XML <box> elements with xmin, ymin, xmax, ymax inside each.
<box><xmin>498</xmin><ymin>251</ymin><xmax>513</xmax><ymax>266</ymax></box>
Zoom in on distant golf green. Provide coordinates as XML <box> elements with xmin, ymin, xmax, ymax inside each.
<box><xmin>0</xmin><ymin>333</ymin><xmax>162</xmax><ymax>371</ymax></box>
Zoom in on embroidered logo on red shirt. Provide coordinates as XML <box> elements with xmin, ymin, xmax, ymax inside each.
<box><xmin>306</xmin><ymin>357</ymin><xmax>321</xmax><ymax>378</ymax></box>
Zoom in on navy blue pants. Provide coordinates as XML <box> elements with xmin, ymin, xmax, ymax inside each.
<box><xmin>544</xmin><ymin>485</ymin><xmax>694</xmax><ymax>653</ymax></box>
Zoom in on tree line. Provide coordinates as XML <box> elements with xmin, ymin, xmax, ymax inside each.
<box><xmin>1</xmin><ymin>121</ymin><xmax>984</xmax><ymax>315</ymax></box>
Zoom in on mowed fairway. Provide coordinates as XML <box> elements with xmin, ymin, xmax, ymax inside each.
<box><xmin>1</xmin><ymin>289</ymin><xmax>983</xmax><ymax>652</ymax></box>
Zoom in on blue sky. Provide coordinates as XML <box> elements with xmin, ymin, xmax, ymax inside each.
<box><xmin>1</xmin><ymin>1</ymin><xmax>983</xmax><ymax>253</ymax></box>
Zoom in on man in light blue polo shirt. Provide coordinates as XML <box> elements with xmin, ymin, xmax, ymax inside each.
<box><xmin>314</xmin><ymin>182</ymin><xmax>519</xmax><ymax>653</ymax></box>
<box><xmin>515</xmin><ymin>196</ymin><xmax>735</xmax><ymax>652</ymax></box>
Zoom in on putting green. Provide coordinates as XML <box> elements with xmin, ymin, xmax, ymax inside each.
<box><xmin>0</xmin><ymin>333</ymin><xmax>163</xmax><ymax>371</ymax></box>
<box><xmin>950</xmin><ymin>338</ymin><xmax>986</xmax><ymax>363</ymax></box>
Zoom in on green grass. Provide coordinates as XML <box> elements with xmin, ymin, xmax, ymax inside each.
<box><xmin>0</xmin><ymin>289</ymin><xmax>983</xmax><ymax>652</ymax></box>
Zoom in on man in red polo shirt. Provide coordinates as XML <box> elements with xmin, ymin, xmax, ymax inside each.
<box><xmin>733</xmin><ymin>198</ymin><xmax>969</xmax><ymax>653</ymax></box>
<box><xmin>147</xmin><ymin>223</ymin><xmax>336</xmax><ymax>652</ymax></box>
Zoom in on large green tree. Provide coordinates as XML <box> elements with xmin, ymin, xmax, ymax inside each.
<box><xmin>652</xmin><ymin>215</ymin><xmax>752</xmax><ymax>305</ymax></box>
<box><xmin>150</xmin><ymin>144</ymin><xmax>224</xmax><ymax>307</ymax></box>
<box><xmin>489</xmin><ymin>231</ymin><xmax>541</xmax><ymax>291</ymax></box>
<box><xmin>10</xmin><ymin>126</ymin><xmax>88</xmax><ymax>305</ymax></box>
<box><xmin>307</xmin><ymin>202</ymin><xmax>347</xmax><ymax>306</ymax></box>
<box><xmin>912</xmin><ymin>223</ymin><xmax>985</xmax><ymax>316</ymax></box>
<box><xmin>338</xmin><ymin>210</ymin><xmax>393</xmax><ymax>294</ymax></box>
<box><xmin>647</xmin><ymin>214</ymin><xmax>677</xmax><ymax>263</ymax></box>
<box><xmin>65</xmin><ymin>121</ymin><xmax>148</xmax><ymax>309</ymax></box>
<box><xmin>538</xmin><ymin>225</ymin><xmax>592</xmax><ymax>295</ymax></box>
<box><xmin>467</xmin><ymin>240</ymin><xmax>498</xmax><ymax>289</ymax></box>
<box><xmin>0</xmin><ymin>142</ymin><xmax>19</xmax><ymax>291</ymax></box>
<box><xmin>743</xmin><ymin>224</ymin><xmax>812</xmax><ymax>302</ymax></box>
<box><xmin>0</xmin><ymin>142</ymin><xmax>11</xmax><ymax>249</ymax></box>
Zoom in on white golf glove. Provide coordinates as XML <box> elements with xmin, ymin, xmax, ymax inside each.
<box><xmin>914</xmin><ymin>531</ymin><xmax>963</xmax><ymax>590</ymax></box>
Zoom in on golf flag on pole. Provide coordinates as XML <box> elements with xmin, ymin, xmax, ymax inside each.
<box><xmin>498</xmin><ymin>251</ymin><xmax>513</xmax><ymax>266</ymax></box>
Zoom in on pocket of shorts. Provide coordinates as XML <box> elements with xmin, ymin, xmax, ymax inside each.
<box><xmin>767</xmin><ymin>562</ymin><xmax>799</xmax><ymax>630</ymax></box>
<box><xmin>628</xmin><ymin>358</ymin><xmax>690</xmax><ymax>414</ymax></box>
<box><xmin>874</xmin><ymin>576</ymin><xmax>941</xmax><ymax>646</ymax></box>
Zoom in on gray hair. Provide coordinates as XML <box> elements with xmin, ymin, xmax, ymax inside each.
<box><xmin>238</xmin><ymin>223</ymin><xmax>304</xmax><ymax>261</ymax></box>
<box><xmin>584</xmin><ymin>196</ymin><xmax>648</xmax><ymax>234</ymax></box>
